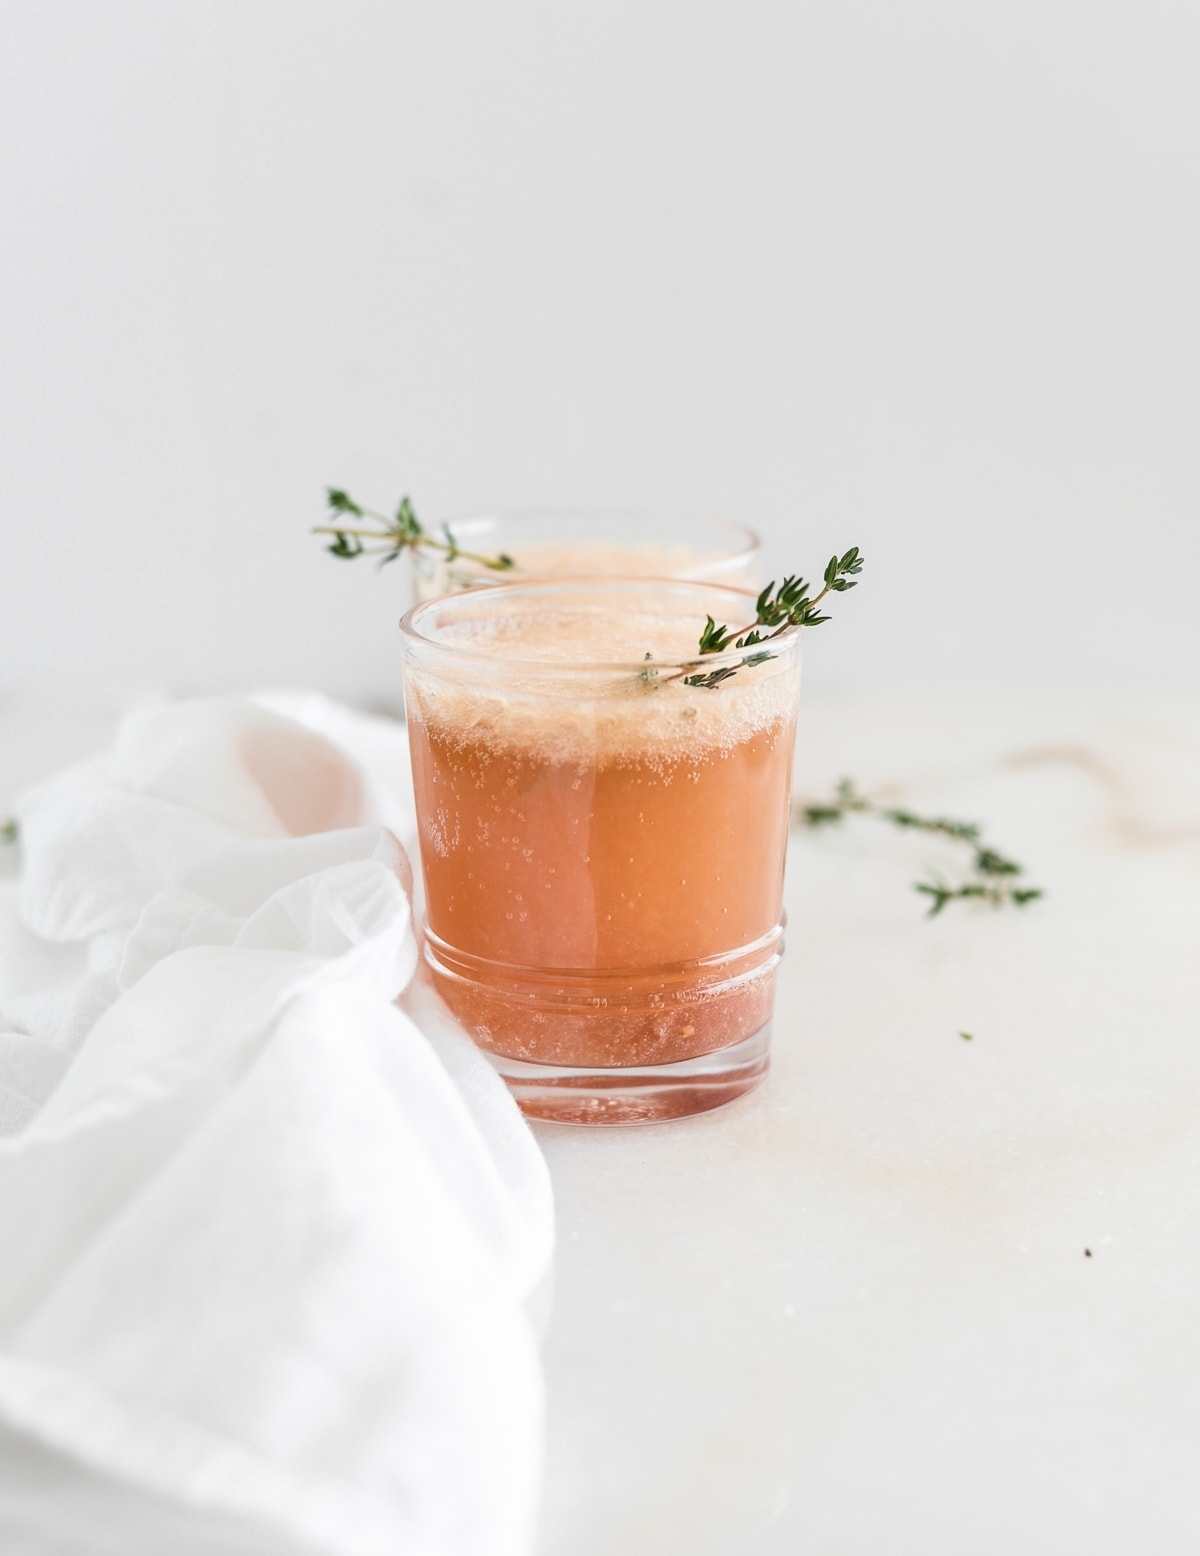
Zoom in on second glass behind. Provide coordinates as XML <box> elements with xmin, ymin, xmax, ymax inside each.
<box><xmin>411</xmin><ymin>509</ymin><xmax>761</xmax><ymax>599</ymax></box>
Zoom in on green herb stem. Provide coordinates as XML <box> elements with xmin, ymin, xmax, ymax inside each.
<box><xmin>917</xmin><ymin>880</ymin><xmax>1045</xmax><ymax>916</ymax></box>
<box><xmin>672</xmin><ymin>547</ymin><xmax>864</xmax><ymax>689</ymax></box>
<box><xmin>316</xmin><ymin>490</ymin><xmax>515</xmax><ymax>573</ymax></box>
<box><xmin>797</xmin><ymin>778</ymin><xmax>1044</xmax><ymax>917</ymax></box>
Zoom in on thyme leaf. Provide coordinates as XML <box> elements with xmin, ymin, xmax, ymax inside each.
<box><xmin>637</xmin><ymin>652</ymin><xmax>659</xmax><ymax>687</ymax></box>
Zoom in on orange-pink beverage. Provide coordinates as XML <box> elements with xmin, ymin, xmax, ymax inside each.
<box><xmin>399</xmin><ymin>581</ymin><xmax>803</xmax><ymax>1124</ymax></box>
<box><xmin>410</xmin><ymin>511</ymin><xmax>761</xmax><ymax>600</ymax></box>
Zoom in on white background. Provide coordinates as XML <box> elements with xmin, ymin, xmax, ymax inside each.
<box><xmin>2</xmin><ymin>0</ymin><xmax>1198</xmax><ymax>710</ymax></box>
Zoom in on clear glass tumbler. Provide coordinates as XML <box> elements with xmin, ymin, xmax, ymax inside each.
<box><xmin>410</xmin><ymin>509</ymin><xmax>761</xmax><ymax>599</ymax></box>
<box><xmin>399</xmin><ymin>579</ymin><xmax>803</xmax><ymax>1125</ymax></box>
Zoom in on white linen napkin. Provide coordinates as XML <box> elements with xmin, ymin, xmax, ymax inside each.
<box><xmin>0</xmin><ymin>694</ymin><xmax>554</xmax><ymax>1556</ymax></box>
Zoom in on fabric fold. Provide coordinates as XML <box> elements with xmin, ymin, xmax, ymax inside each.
<box><xmin>0</xmin><ymin>694</ymin><xmax>552</xmax><ymax>1556</ymax></box>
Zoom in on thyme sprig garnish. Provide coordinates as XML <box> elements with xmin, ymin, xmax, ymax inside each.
<box><xmin>315</xmin><ymin>489</ymin><xmax>516</xmax><ymax>573</ymax></box>
<box><xmin>797</xmin><ymin>778</ymin><xmax>1044</xmax><ymax>916</ymax></box>
<box><xmin>0</xmin><ymin>819</ymin><xmax>17</xmax><ymax>846</ymax></box>
<box><xmin>679</xmin><ymin>548</ymin><xmax>863</xmax><ymax>689</ymax></box>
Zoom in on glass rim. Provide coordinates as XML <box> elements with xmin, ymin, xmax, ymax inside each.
<box><xmin>433</xmin><ymin>507</ymin><xmax>761</xmax><ymax>579</ymax></box>
<box><xmin>398</xmin><ymin>575</ymin><xmax>803</xmax><ymax>676</ymax></box>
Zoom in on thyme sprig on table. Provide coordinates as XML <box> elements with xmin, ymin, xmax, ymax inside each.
<box><xmin>797</xmin><ymin>778</ymin><xmax>1044</xmax><ymax>916</ymax></box>
<box><xmin>680</xmin><ymin>548</ymin><xmax>864</xmax><ymax>689</ymax></box>
<box><xmin>916</xmin><ymin>878</ymin><xmax>1045</xmax><ymax>915</ymax></box>
<box><xmin>314</xmin><ymin>490</ymin><xmax>516</xmax><ymax>574</ymax></box>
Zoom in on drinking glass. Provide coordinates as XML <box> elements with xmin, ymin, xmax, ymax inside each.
<box><xmin>410</xmin><ymin>509</ymin><xmax>761</xmax><ymax>599</ymax></box>
<box><xmin>399</xmin><ymin>578</ymin><xmax>803</xmax><ymax>1125</ymax></box>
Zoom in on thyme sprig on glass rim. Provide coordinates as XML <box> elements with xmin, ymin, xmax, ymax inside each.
<box><xmin>797</xmin><ymin>778</ymin><xmax>1044</xmax><ymax>916</ymax></box>
<box><xmin>317</xmin><ymin>489</ymin><xmax>863</xmax><ymax>694</ymax></box>
<box><xmin>675</xmin><ymin>548</ymin><xmax>864</xmax><ymax>689</ymax></box>
<box><xmin>315</xmin><ymin>489</ymin><xmax>516</xmax><ymax>574</ymax></box>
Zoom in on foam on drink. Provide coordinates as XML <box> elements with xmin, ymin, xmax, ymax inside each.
<box><xmin>406</xmin><ymin>604</ymin><xmax>795</xmax><ymax>763</ymax></box>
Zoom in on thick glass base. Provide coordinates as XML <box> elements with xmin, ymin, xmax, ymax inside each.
<box><xmin>486</xmin><ymin>1023</ymin><xmax>771</xmax><ymax>1126</ymax></box>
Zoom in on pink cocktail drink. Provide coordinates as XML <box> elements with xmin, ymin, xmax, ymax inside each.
<box><xmin>400</xmin><ymin>580</ymin><xmax>802</xmax><ymax>1124</ymax></box>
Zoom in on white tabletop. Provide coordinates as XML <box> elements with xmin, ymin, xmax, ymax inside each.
<box><xmin>532</xmin><ymin>693</ymin><xmax>1200</xmax><ymax>1555</ymax></box>
<box><xmin>3</xmin><ymin>692</ymin><xmax>1198</xmax><ymax>1554</ymax></box>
